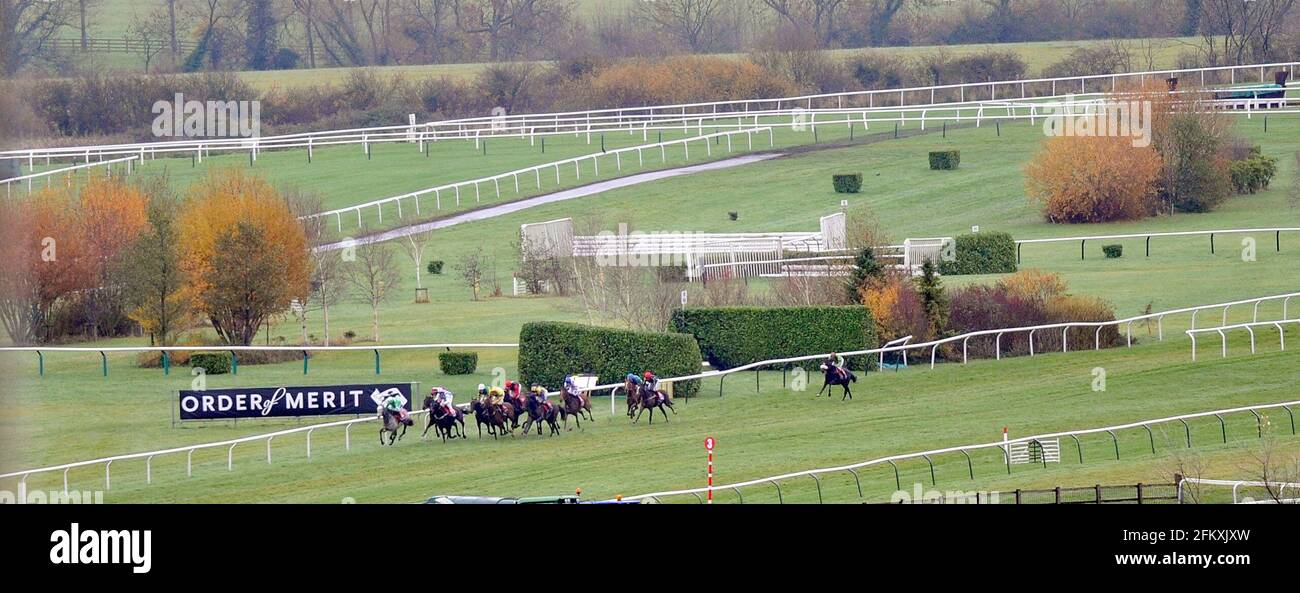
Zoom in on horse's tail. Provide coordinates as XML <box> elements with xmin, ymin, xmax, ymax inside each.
<box><xmin>849</xmin><ymin>372</ymin><xmax>858</xmax><ymax>383</ymax></box>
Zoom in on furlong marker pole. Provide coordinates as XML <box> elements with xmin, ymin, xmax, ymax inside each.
<box><xmin>705</xmin><ymin>436</ymin><xmax>716</xmax><ymax>504</ymax></box>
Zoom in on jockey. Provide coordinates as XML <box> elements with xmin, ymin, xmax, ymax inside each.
<box><xmin>504</xmin><ymin>380</ymin><xmax>522</xmax><ymax>402</ymax></box>
<box><xmin>383</xmin><ymin>392</ymin><xmax>408</xmax><ymax>423</ymax></box>
<box><xmin>563</xmin><ymin>375</ymin><xmax>581</xmax><ymax>399</ymax></box>
<box><xmin>431</xmin><ymin>387</ymin><xmax>455</xmax><ymax>418</ymax></box>
<box><xmin>826</xmin><ymin>352</ymin><xmax>847</xmax><ymax>380</ymax></box>
<box><xmin>625</xmin><ymin>372</ymin><xmax>643</xmax><ymax>387</ymax></box>
<box><xmin>487</xmin><ymin>386</ymin><xmax>505</xmax><ymax>411</ymax></box>
<box><xmin>530</xmin><ymin>384</ymin><xmax>553</xmax><ymax>414</ymax></box>
<box><xmin>642</xmin><ymin>371</ymin><xmax>660</xmax><ymax>398</ymax></box>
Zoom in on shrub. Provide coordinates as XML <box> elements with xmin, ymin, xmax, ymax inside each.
<box><xmin>1025</xmin><ymin>135</ymin><xmax>1162</xmax><ymax>223</ymax></box>
<box><xmin>427</xmin><ymin>260</ymin><xmax>444</xmax><ymax>275</ymax></box>
<box><xmin>519</xmin><ymin>322</ymin><xmax>701</xmax><ymax>397</ymax></box>
<box><xmin>1102</xmin><ymin>244</ymin><xmax>1123</xmax><ymax>258</ymax></box>
<box><xmin>670</xmin><ymin>306</ymin><xmax>877</xmax><ymax>371</ymax></box>
<box><xmin>1044</xmin><ymin>295</ymin><xmax>1122</xmax><ymax>350</ymax></box>
<box><xmin>832</xmin><ymin>173</ymin><xmax>863</xmax><ymax>194</ymax></box>
<box><xmin>438</xmin><ymin>351</ymin><xmax>478</xmax><ymax>375</ymax></box>
<box><xmin>946</xmin><ymin>273</ymin><xmax>1121</xmax><ymax>358</ymax></box>
<box><xmin>859</xmin><ymin>276</ymin><xmax>926</xmax><ymax>345</ymax></box>
<box><xmin>1228</xmin><ymin>151</ymin><xmax>1278</xmax><ymax>194</ymax></box>
<box><xmin>846</xmin><ymin>246</ymin><xmax>886</xmax><ymax>300</ymax></box>
<box><xmin>190</xmin><ymin>352</ymin><xmax>232</xmax><ymax>375</ymax></box>
<box><xmin>1152</xmin><ymin>107</ymin><xmax>1233</xmax><ymax>213</ymax></box>
<box><xmin>938</xmin><ymin>232</ymin><xmax>1017</xmax><ymax>276</ymax></box>
<box><xmin>343</xmin><ymin>330</ymin><xmax>357</xmax><ymax>340</ymax></box>
<box><xmin>928</xmin><ymin>150</ymin><xmax>960</xmax><ymax>170</ymax></box>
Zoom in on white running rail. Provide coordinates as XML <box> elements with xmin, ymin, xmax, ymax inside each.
<box><xmin>617</xmin><ymin>399</ymin><xmax>1300</xmax><ymax>503</ymax></box>
<box><xmin>302</xmin><ymin>127</ymin><xmax>774</xmax><ymax>231</ymax></box>
<box><xmin>1</xmin><ymin>155</ymin><xmax>139</xmax><ymax>197</ymax></box>
<box><xmin>3</xmin><ymin>60</ymin><xmax>1295</xmax><ymax>165</ymax></box>
<box><xmin>1178</xmin><ymin>477</ymin><xmax>1300</xmax><ymax>503</ymax></box>
<box><xmin>1187</xmin><ymin>320</ymin><xmax>1300</xmax><ymax>361</ymax></box>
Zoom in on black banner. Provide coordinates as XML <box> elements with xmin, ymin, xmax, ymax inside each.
<box><xmin>178</xmin><ymin>383</ymin><xmax>412</xmax><ymax>420</ymax></box>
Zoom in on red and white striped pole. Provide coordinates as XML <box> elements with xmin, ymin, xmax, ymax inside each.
<box><xmin>704</xmin><ymin>436</ymin><xmax>716</xmax><ymax>504</ymax></box>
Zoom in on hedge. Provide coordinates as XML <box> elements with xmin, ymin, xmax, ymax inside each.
<box><xmin>670</xmin><ymin>306</ymin><xmax>877</xmax><ymax>372</ymax></box>
<box><xmin>518</xmin><ymin>322</ymin><xmax>702</xmax><ymax>397</ymax></box>
<box><xmin>438</xmin><ymin>351</ymin><xmax>478</xmax><ymax>375</ymax></box>
<box><xmin>1102</xmin><ymin>244</ymin><xmax>1123</xmax><ymax>258</ymax></box>
<box><xmin>938</xmin><ymin>232</ymin><xmax>1017</xmax><ymax>276</ymax></box>
<box><xmin>427</xmin><ymin>260</ymin><xmax>444</xmax><ymax>274</ymax></box>
<box><xmin>832</xmin><ymin>173</ymin><xmax>863</xmax><ymax>194</ymax></box>
<box><xmin>929</xmin><ymin>150</ymin><xmax>960</xmax><ymax>170</ymax></box>
<box><xmin>191</xmin><ymin>352</ymin><xmax>232</xmax><ymax>375</ymax></box>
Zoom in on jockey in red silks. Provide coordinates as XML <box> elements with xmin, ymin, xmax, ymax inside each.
<box><xmin>431</xmin><ymin>387</ymin><xmax>455</xmax><ymax>417</ymax></box>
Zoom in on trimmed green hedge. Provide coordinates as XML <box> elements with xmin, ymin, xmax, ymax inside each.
<box><xmin>427</xmin><ymin>260</ymin><xmax>444</xmax><ymax>274</ymax></box>
<box><xmin>938</xmin><ymin>232</ymin><xmax>1017</xmax><ymax>276</ymax></box>
<box><xmin>438</xmin><ymin>351</ymin><xmax>478</xmax><ymax>375</ymax></box>
<box><xmin>670</xmin><ymin>306</ymin><xmax>877</xmax><ymax>371</ymax></box>
<box><xmin>1102</xmin><ymin>244</ymin><xmax>1123</xmax><ymax>258</ymax></box>
<box><xmin>832</xmin><ymin>173</ymin><xmax>863</xmax><ymax>194</ymax></box>
<box><xmin>519</xmin><ymin>322</ymin><xmax>702</xmax><ymax>397</ymax></box>
<box><xmin>929</xmin><ymin>150</ymin><xmax>960</xmax><ymax>170</ymax></box>
<box><xmin>191</xmin><ymin>352</ymin><xmax>232</xmax><ymax>375</ymax></box>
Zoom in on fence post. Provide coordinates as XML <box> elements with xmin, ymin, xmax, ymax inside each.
<box><xmin>1069</xmin><ymin>434</ymin><xmax>1083</xmax><ymax>463</ymax></box>
<box><xmin>1215</xmin><ymin>413</ymin><xmax>1226</xmax><ymax>443</ymax></box>
<box><xmin>887</xmin><ymin>460</ymin><xmax>901</xmax><ymax>490</ymax></box>
<box><xmin>1108</xmin><ymin>430</ymin><xmax>1120</xmax><ymax>459</ymax></box>
<box><xmin>1143</xmin><ymin>424</ymin><xmax>1155</xmax><ymax>454</ymax></box>
<box><xmin>960</xmin><ymin>450</ymin><xmax>974</xmax><ymax>480</ymax></box>
<box><xmin>846</xmin><ymin>468</ymin><xmax>863</xmax><ymax>498</ymax></box>
<box><xmin>809</xmin><ymin>474</ymin><xmax>823</xmax><ymax>503</ymax></box>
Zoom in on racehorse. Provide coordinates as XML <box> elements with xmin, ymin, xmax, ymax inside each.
<box><xmin>520</xmin><ymin>395</ymin><xmax>561</xmax><ymax>436</ymax></box>
<box><xmin>421</xmin><ymin>395</ymin><xmax>466</xmax><ymax>443</ymax></box>
<box><xmin>502</xmin><ymin>391</ymin><xmax>527</xmax><ymax>430</ymax></box>
<box><xmin>623</xmin><ymin>378</ymin><xmax>642</xmax><ymax>418</ymax></box>
<box><xmin>817</xmin><ymin>363</ymin><xmax>858</xmax><ymax>400</ymax></box>
<box><xmin>379</xmin><ymin>407</ymin><xmax>411</xmax><ymax>445</ymax></box>
<box><xmin>558</xmin><ymin>388</ymin><xmax>595</xmax><ymax>431</ymax></box>
<box><xmin>470</xmin><ymin>396</ymin><xmax>512</xmax><ymax>439</ymax></box>
<box><xmin>633</xmin><ymin>385</ymin><xmax>676</xmax><ymax>425</ymax></box>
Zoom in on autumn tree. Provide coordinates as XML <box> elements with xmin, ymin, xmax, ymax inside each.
<box><xmin>0</xmin><ymin>192</ymin><xmax>90</xmax><ymax>343</ymax></box>
<box><xmin>77</xmin><ymin>175</ymin><xmax>149</xmax><ymax>339</ymax></box>
<box><xmin>118</xmin><ymin>185</ymin><xmax>190</xmax><ymax>347</ymax></box>
<box><xmin>1</xmin><ymin>0</ymin><xmax>73</xmax><ymax>75</ymax></box>
<box><xmin>344</xmin><ymin>242</ymin><xmax>401</xmax><ymax>342</ymax></box>
<box><xmin>1025</xmin><ymin>135</ymin><xmax>1163</xmax><ymax>223</ymax></box>
<box><xmin>181</xmin><ymin>170</ymin><xmax>310</xmax><ymax>346</ymax></box>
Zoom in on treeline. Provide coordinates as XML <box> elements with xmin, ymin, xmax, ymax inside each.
<box><xmin>6</xmin><ymin>1</ymin><xmax>1299</xmax><ymax>76</ymax></box>
<box><xmin>1</xmin><ymin>47</ymin><xmax>1125</xmax><ymax>144</ymax></box>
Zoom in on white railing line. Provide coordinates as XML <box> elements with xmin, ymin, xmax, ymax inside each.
<box><xmin>303</xmin><ymin>128</ymin><xmax>772</xmax><ymax>221</ymax></box>
<box><xmin>6</xmin><ymin>59</ymin><xmax>1294</xmax><ymax>159</ymax></box>
<box><xmin>557</xmin><ymin>291</ymin><xmax>1300</xmax><ymax>399</ymax></box>
<box><xmin>1179</xmin><ymin>476</ymin><xmax>1300</xmax><ymax>503</ymax></box>
<box><xmin>0</xmin><ymin>409</ymin><xmax>431</xmax><ymax>482</ymax></box>
<box><xmin>1017</xmin><ymin>227</ymin><xmax>1300</xmax><ymax>244</ymax></box>
<box><xmin>431</xmin><ymin>61</ymin><xmax>1300</xmax><ymax>126</ymax></box>
<box><xmin>617</xmin><ymin>398</ymin><xmax>1300</xmax><ymax>501</ymax></box>
<box><xmin>0</xmin><ymin>155</ymin><xmax>139</xmax><ymax>186</ymax></box>
<box><xmin>1186</xmin><ymin>320</ymin><xmax>1299</xmax><ymax>335</ymax></box>
<box><xmin>0</xmin><ymin>343</ymin><xmax>517</xmax><ymax>353</ymax></box>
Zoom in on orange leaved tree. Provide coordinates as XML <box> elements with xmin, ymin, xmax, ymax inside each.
<box><xmin>180</xmin><ymin>170</ymin><xmax>309</xmax><ymax>346</ymax></box>
<box><xmin>1024</xmin><ymin>135</ymin><xmax>1163</xmax><ymax>223</ymax></box>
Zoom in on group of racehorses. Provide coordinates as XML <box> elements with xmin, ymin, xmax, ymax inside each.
<box><xmin>378</xmin><ymin>377</ymin><xmax>677</xmax><ymax>445</ymax></box>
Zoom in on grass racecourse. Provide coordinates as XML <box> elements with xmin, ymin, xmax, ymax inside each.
<box><xmin>2</xmin><ymin>100</ymin><xmax>1299</xmax><ymax>503</ymax></box>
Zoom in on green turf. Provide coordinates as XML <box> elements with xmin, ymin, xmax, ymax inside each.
<box><xmin>2</xmin><ymin>330</ymin><xmax>1296</xmax><ymax>503</ymax></box>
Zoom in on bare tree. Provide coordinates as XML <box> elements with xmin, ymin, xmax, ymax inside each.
<box><xmin>131</xmin><ymin>9</ymin><xmax>173</xmax><ymax>72</ymax></box>
<box><xmin>760</xmin><ymin>0</ymin><xmax>845</xmax><ymax>46</ymax></box>
<box><xmin>453</xmin><ymin>0</ymin><xmax>565</xmax><ymax>60</ymax></box>
<box><xmin>345</xmin><ymin>242</ymin><xmax>402</xmax><ymax>342</ymax></box>
<box><xmin>1</xmin><ymin>0</ymin><xmax>73</xmax><ymax>75</ymax></box>
<box><xmin>1198</xmin><ymin>0</ymin><xmax>1298</xmax><ymax>65</ymax></box>
<box><xmin>636</xmin><ymin>0</ymin><xmax>723</xmax><ymax>52</ymax></box>
<box><xmin>1239</xmin><ymin>434</ymin><xmax>1300</xmax><ymax>503</ymax></box>
<box><xmin>455</xmin><ymin>245</ymin><xmax>486</xmax><ymax>301</ymax></box>
<box><xmin>401</xmin><ymin>229</ymin><xmax>433</xmax><ymax>296</ymax></box>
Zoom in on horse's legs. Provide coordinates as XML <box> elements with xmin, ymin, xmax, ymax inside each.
<box><xmin>817</xmin><ymin>379</ymin><xmax>829</xmax><ymax>397</ymax></box>
<box><xmin>659</xmin><ymin>405</ymin><xmax>669</xmax><ymax>423</ymax></box>
<box><xmin>379</xmin><ymin>428</ymin><xmax>385</xmax><ymax>445</ymax></box>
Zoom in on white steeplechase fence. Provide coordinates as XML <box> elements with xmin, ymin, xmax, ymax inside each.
<box><xmin>1186</xmin><ymin>320</ymin><xmax>1300</xmax><ymax>361</ymax></box>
